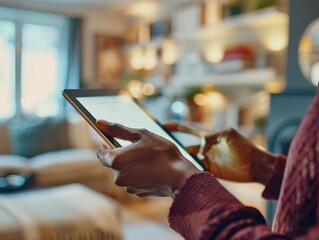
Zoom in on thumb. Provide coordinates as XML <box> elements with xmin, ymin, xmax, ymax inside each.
<box><xmin>162</xmin><ymin>122</ymin><xmax>205</xmax><ymax>136</ymax></box>
<box><xmin>186</xmin><ymin>145</ymin><xmax>200</xmax><ymax>155</ymax></box>
<box><xmin>96</xmin><ymin>119</ymin><xmax>140</xmax><ymax>142</ymax></box>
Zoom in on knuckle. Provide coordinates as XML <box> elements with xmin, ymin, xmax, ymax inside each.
<box><xmin>110</xmin><ymin>123</ymin><xmax>122</xmax><ymax>133</ymax></box>
<box><xmin>98</xmin><ymin>151</ymin><xmax>111</xmax><ymax>166</ymax></box>
<box><xmin>228</xmin><ymin>127</ymin><xmax>236</xmax><ymax>133</ymax></box>
<box><xmin>125</xmin><ymin>188</ymin><xmax>136</xmax><ymax>194</ymax></box>
<box><xmin>224</xmin><ymin>128</ymin><xmax>240</xmax><ymax>143</ymax></box>
<box><xmin>137</xmin><ymin>128</ymin><xmax>149</xmax><ymax>135</ymax></box>
<box><xmin>168</xmin><ymin>141</ymin><xmax>178</xmax><ymax>151</ymax></box>
<box><xmin>114</xmin><ymin>177</ymin><xmax>126</xmax><ymax>187</ymax></box>
<box><xmin>226</xmin><ymin>128</ymin><xmax>236</xmax><ymax>137</ymax></box>
<box><xmin>111</xmin><ymin>156</ymin><xmax>122</xmax><ymax>170</ymax></box>
<box><xmin>167</xmin><ymin>144</ymin><xmax>180</xmax><ymax>157</ymax></box>
<box><xmin>136</xmin><ymin>193</ymin><xmax>145</xmax><ymax>198</ymax></box>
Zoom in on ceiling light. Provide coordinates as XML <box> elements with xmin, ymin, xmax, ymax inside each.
<box><xmin>162</xmin><ymin>39</ymin><xmax>179</xmax><ymax>65</ymax></box>
<box><xmin>126</xmin><ymin>1</ymin><xmax>159</xmax><ymax>20</ymax></box>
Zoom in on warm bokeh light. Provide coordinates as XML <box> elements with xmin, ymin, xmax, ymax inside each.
<box><xmin>299</xmin><ymin>35</ymin><xmax>313</xmax><ymax>54</ymax></box>
<box><xmin>125</xmin><ymin>1</ymin><xmax>159</xmax><ymax>20</ymax></box>
<box><xmin>264</xmin><ymin>80</ymin><xmax>285</xmax><ymax>93</ymax></box>
<box><xmin>193</xmin><ymin>93</ymin><xmax>208</xmax><ymax>106</ymax></box>
<box><xmin>203</xmin><ymin>43</ymin><xmax>224</xmax><ymax>63</ymax></box>
<box><xmin>144</xmin><ymin>45</ymin><xmax>157</xmax><ymax>70</ymax></box>
<box><xmin>130</xmin><ymin>47</ymin><xmax>144</xmax><ymax>70</ymax></box>
<box><xmin>162</xmin><ymin>39</ymin><xmax>179</xmax><ymax>65</ymax></box>
<box><xmin>127</xmin><ymin>80</ymin><xmax>144</xmax><ymax>99</ymax></box>
<box><xmin>128</xmin><ymin>81</ymin><xmax>156</xmax><ymax>98</ymax></box>
<box><xmin>262</xmin><ymin>29</ymin><xmax>288</xmax><ymax>51</ymax></box>
<box><xmin>142</xmin><ymin>83</ymin><xmax>156</xmax><ymax>96</ymax></box>
<box><xmin>130</xmin><ymin>45</ymin><xmax>157</xmax><ymax>71</ymax></box>
<box><xmin>206</xmin><ymin>91</ymin><xmax>227</xmax><ymax>110</ymax></box>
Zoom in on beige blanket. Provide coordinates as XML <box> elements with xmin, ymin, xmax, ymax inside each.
<box><xmin>0</xmin><ymin>184</ymin><xmax>122</xmax><ymax>240</ymax></box>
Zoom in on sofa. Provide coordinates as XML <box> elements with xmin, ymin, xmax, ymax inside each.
<box><xmin>0</xmin><ymin>115</ymin><xmax>139</xmax><ymax>202</ymax></box>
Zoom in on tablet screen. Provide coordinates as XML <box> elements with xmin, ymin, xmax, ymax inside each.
<box><xmin>77</xmin><ymin>95</ymin><xmax>203</xmax><ymax>170</ymax></box>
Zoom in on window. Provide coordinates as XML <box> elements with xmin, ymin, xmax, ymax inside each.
<box><xmin>0</xmin><ymin>7</ymin><xmax>69</xmax><ymax>119</ymax></box>
<box><xmin>0</xmin><ymin>20</ymin><xmax>15</xmax><ymax>118</ymax></box>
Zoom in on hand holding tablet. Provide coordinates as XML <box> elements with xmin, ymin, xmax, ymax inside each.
<box><xmin>95</xmin><ymin>119</ymin><xmax>200</xmax><ymax>197</ymax></box>
<box><xmin>62</xmin><ymin>88</ymin><xmax>202</xmax><ymax>197</ymax></box>
<box><xmin>62</xmin><ymin>89</ymin><xmax>204</xmax><ymax>171</ymax></box>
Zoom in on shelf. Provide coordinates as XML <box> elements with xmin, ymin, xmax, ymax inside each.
<box><xmin>164</xmin><ymin>68</ymin><xmax>276</xmax><ymax>95</ymax></box>
<box><xmin>172</xmin><ymin>7</ymin><xmax>288</xmax><ymax>42</ymax></box>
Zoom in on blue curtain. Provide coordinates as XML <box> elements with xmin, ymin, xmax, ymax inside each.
<box><xmin>62</xmin><ymin>17</ymin><xmax>82</xmax><ymax>114</ymax></box>
<box><xmin>66</xmin><ymin>17</ymin><xmax>82</xmax><ymax>89</ymax></box>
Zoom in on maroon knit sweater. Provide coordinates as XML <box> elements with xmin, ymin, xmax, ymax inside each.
<box><xmin>169</xmin><ymin>87</ymin><xmax>319</xmax><ymax>239</ymax></box>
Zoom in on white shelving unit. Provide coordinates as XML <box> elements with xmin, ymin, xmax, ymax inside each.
<box><xmin>158</xmin><ymin>7</ymin><xmax>289</xmax><ymax>96</ymax></box>
<box><xmin>170</xmin><ymin>68</ymin><xmax>276</xmax><ymax>87</ymax></box>
<box><xmin>126</xmin><ymin>5</ymin><xmax>288</xmax><ymax>134</ymax></box>
<box><xmin>172</xmin><ymin>7</ymin><xmax>288</xmax><ymax>43</ymax></box>
<box><xmin>163</xmin><ymin>68</ymin><xmax>276</xmax><ymax>96</ymax></box>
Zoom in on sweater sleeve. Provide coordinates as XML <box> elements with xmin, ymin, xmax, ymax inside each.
<box><xmin>262</xmin><ymin>155</ymin><xmax>287</xmax><ymax>200</ymax></box>
<box><xmin>169</xmin><ymin>172</ymin><xmax>287</xmax><ymax>240</ymax></box>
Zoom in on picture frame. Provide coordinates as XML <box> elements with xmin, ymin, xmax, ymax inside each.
<box><xmin>95</xmin><ymin>35</ymin><xmax>123</xmax><ymax>83</ymax></box>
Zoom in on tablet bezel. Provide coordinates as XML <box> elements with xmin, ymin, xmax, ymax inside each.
<box><xmin>63</xmin><ymin>88</ymin><xmax>121</xmax><ymax>149</ymax></box>
<box><xmin>62</xmin><ymin>88</ymin><xmax>204</xmax><ymax>170</ymax></box>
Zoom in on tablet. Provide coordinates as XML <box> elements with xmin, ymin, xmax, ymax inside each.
<box><xmin>62</xmin><ymin>88</ymin><xmax>204</xmax><ymax>171</ymax></box>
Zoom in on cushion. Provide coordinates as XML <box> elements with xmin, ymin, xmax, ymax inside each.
<box><xmin>29</xmin><ymin>149</ymin><xmax>145</xmax><ymax>203</ymax></box>
<box><xmin>0</xmin><ymin>155</ymin><xmax>34</xmax><ymax>192</ymax></box>
<box><xmin>0</xmin><ymin>155</ymin><xmax>31</xmax><ymax>176</ymax></box>
<box><xmin>8</xmin><ymin>117</ymin><xmax>71</xmax><ymax>158</ymax></box>
<box><xmin>0</xmin><ymin>184</ymin><xmax>122</xmax><ymax>240</ymax></box>
<box><xmin>30</xmin><ymin>149</ymin><xmax>109</xmax><ymax>187</ymax></box>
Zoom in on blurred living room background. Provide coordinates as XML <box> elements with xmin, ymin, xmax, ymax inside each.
<box><xmin>0</xmin><ymin>0</ymin><xmax>318</xmax><ymax>239</ymax></box>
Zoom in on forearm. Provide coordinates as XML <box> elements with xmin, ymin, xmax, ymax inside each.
<box><xmin>169</xmin><ymin>172</ymin><xmax>286</xmax><ymax>240</ymax></box>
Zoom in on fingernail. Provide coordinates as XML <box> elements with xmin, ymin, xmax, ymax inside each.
<box><xmin>96</xmin><ymin>119</ymin><xmax>107</xmax><ymax>126</ymax></box>
<box><xmin>97</xmin><ymin>143</ymin><xmax>107</xmax><ymax>151</ymax></box>
<box><xmin>97</xmin><ymin>151</ymin><xmax>102</xmax><ymax>160</ymax></box>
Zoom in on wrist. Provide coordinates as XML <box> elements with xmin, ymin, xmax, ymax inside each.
<box><xmin>170</xmin><ymin>157</ymin><xmax>200</xmax><ymax>198</ymax></box>
<box><xmin>254</xmin><ymin>150</ymin><xmax>278</xmax><ymax>185</ymax></box>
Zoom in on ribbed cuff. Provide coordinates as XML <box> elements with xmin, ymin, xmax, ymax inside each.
<box><xmin>169</xmin><ymin>172</ymin><xmax>243</xmax><ymax>239</ymax></box>
<box><xmin>262</xmin><ymin>155</ymin><xmax>287</xmax><ymax>200</ymax></box>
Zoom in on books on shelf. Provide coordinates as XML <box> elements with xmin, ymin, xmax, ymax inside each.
<box><xmin>223</xmin><ymin>45</ymin><xmax>254</xmax><ymax>60</ymax></box>
<box><xmin>212</xmin><ymin>45</ymin><xmax>255</xmax><ymax>73</ymax></box>
<box><xmin>213</xmin><ymin>58</ymin><xmax>254</xmax><ymax>74</ymax></box>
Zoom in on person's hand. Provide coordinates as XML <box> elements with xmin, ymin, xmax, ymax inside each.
<box><xmin>163</xmin><ymin>122</ymin><xmax>278</xmax><ymax>185</ymax></box>
<box><xmin>96</xmin><ymin>120</ymin><xmax>200</xmax><ymax>198</ymax></box>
